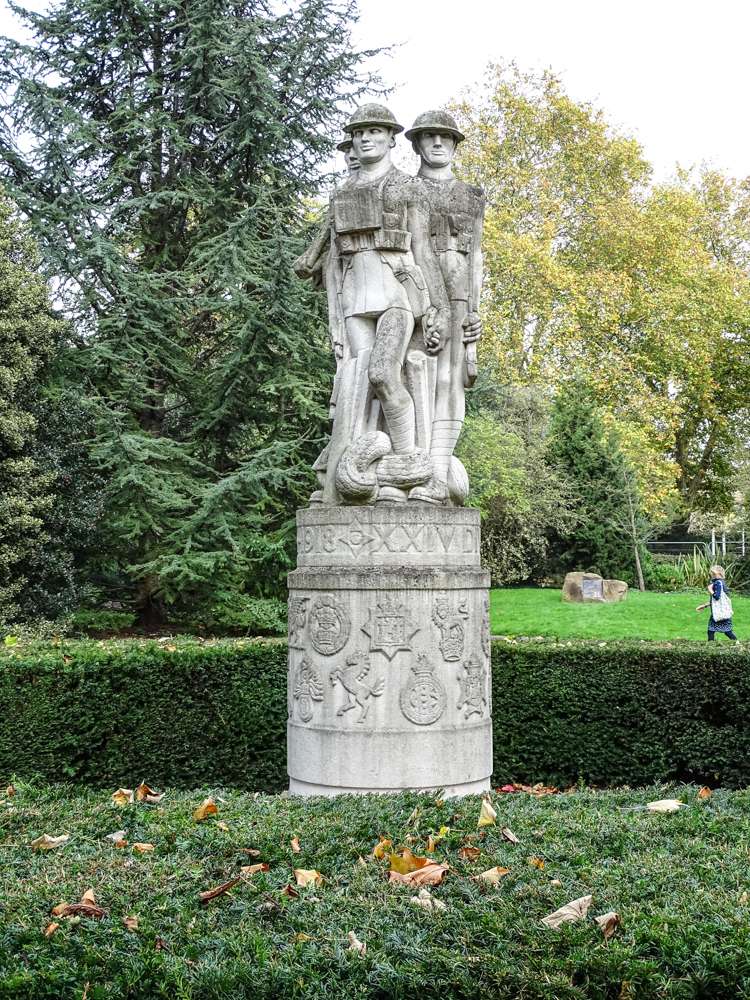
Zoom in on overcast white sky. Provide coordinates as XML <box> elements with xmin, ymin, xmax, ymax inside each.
<box><xmin>1</xmin><ymin>0</ymin><xmax>748</xmax><ymax>182</ymax></box>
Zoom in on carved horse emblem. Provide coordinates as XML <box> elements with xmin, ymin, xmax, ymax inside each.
<box><xmin>329</xmin><ymin>650</ymin><xmax>385</xmax><ymax>723</ymax></box>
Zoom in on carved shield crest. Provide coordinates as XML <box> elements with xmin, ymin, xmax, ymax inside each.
<box><xmin>309</xmin><ymin>594</ymin><xmax>350</xmax><ymax>656</ymax></box>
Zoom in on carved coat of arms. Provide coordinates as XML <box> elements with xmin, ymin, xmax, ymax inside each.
<box><xmin>400</xmin><ymin>653</ymin><xmax>446</xmax><ymax>726</ymax></box>
<box><xmin>361</xmin><ymin>595</ymin><xmax>419</xmax><ymax>660</ymax></box>
<box><xmin>456</xmin><ymin>656</ymin><xmax>487</xmax><ymax>719</ymax></box>
<box><xmin>432</xmin><ymin>592</ymin><xmax>469</xmax><ymax>661</ymax></box>
<box><xmin>481</xmin><ymin>594</ymin><xmax>491</xmax><ymax>658</ymax></box>
<box><xmin>293</xmin><ymin>656</ymin><xmax>324</xmax><ymax>723</ymax></box>
<box><xmin>309</xmin><ymin>594</ymin><xmax>350</xmax><ymax>655</ymax></box>
<box><xmin>329</xmin><ymin>650</ymin><xmax>385</xmax><ymax>723</ymax></box>
<box><xmin>288</xmin><ymin>596</ymin><xmax>309</xmax><ymax>650</ymax></box>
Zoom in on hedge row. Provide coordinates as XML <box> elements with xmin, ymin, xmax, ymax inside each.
<box><xmin>2</xmin><ymin>639</ymin><xmax>750</xmax><ymax>790</ymax></box>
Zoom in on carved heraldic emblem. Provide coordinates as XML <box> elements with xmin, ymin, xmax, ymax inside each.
<box><xmin>432</xmin><ymin>592</ymin><xmax>469</xmax><ymax>661</ymax></box>
<box><xmin>293</xmin><ymin>656</ymin><xmax>324</xmax><ymax>723</ymax></box>
<box><xmin>457</xmin><ymin>655</ymin><xmax>487</xmax><ymax>719</ymax></box>
<box><xmin>329</xmin><ymin>649</ymin><xmax>385</xmax><ymax>724</ymax></box>
<box><xmin>309</xmin><ymin>594</ymin><xmax>351</xmax><ymax>655</ymax></box>
<box><xmin>400</xmin><ymin>653</ymin><xmax>447</xmax><ymax>726</ymax></box>
<box><xmin>361</xmin><ymin>595</ymin><xmax>419</xmax><ymax>660</ymax></box>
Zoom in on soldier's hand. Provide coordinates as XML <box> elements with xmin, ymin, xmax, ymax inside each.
<box><xmin>423</xmin><ymin>307</ymin><xmax>444</xmax><ymax>354</ymax></box>
<box><xmin>462</xmin><ymin>311</ymin><xmax>482</xmax><ymax>343</ymax></box>
<box><xmin>293</xmin><ymin>253</ymin><xmax>313</xmax><ymax>280</ymax></box>
<box><xmin>333</xmin><ymin>341</ymin><xmax>344</xmax><ymax>361</ymax></box>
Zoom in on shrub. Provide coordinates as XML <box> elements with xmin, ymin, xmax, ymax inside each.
<box><xmin>2</xmin><ymin>639</ymin><xmax>750</xmax><ymax>791</ymax></box>
<box><xmin>70</xmin><ymin>608</ymin><xmax>137</xmax><ymax>634</ymax></box>
<box><xmin>185</xmin><ymin>594</ymin><xmax>287</xmax><ymax>636</ymax></box>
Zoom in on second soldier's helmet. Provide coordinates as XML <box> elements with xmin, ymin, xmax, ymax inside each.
<box><xmin>336</xmin><ymin>135</ymin><xmax>353</xmax><ymax>152</ymax></box>
<box><xmin>405</xmin><ymin>109</ymin><xmax>465</xmax><ymax>144</ymax></box>
<box><xmin>343</xmin><ymin>103</ymin><xmax>404</xmax><ymax>135</ymax></box>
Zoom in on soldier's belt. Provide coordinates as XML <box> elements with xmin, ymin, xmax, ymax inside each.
<box><xmin>335</xmin><ymin>229</ymin><xmax>411</xmax><ymax>254</ymax></box>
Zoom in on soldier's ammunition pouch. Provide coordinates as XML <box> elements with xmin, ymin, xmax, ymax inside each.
<box><xmin>431</xmin><ymin>211</ymin><xmax>473</xmax><ymax>254</ymax></box>
<box><xmin>335</xmin><ymin>229</ymin><xmax>411</xmax><ymax>255</ymax></box>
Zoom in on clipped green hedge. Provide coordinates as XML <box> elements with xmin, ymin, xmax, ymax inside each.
<box><xmin>491</xmin><ymin>641</ymin><xmax>750</xmax><ymax>788</ymax></box>
<box><xmin>2</xmin><ymin>639</ymin><xmax>750</xmax><ymax>790</ymax></box>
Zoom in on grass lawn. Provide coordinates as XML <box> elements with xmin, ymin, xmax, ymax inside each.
<box><xmin>2</xmin><ymin>782</ymin><xmax>750</xmax><ymax>998</ymax></box>
<box><xmin>490</xmin><ymin>587</ymin><xmax>750</xmax><ymax>641</ymax></box>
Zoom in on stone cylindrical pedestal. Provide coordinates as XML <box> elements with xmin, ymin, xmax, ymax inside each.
<box><xmin>287</xmin><ymin>506</ymin><xmax>492</xmax><ymax>796</ymax></box>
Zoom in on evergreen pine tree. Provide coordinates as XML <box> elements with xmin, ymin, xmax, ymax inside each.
<box><xmin>545</xmin><ymin>378</ymin><xmax>636</xmax><ymax>580</ymax></box>
<box><xmin>0</xmin><ymin>0</ymin><xmax>379</xmax><ymax>621</ymax></box>
<box><xmin>0</xmin><ymin>193</ymin><xmax>62</xmax><ymax>621</ymax></box>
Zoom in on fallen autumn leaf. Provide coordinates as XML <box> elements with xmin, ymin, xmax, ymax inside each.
<box><xmin>199</xmin><ymin>877</ymin><xmax>241</xmax><ymax>905</ymax></box>
<box><xmin>347</xmin><ymin>931</ymin><xmax>366</xmax><ymax>956</ymax></box>
<box><xmin>595</xmin><ymin>911</ymin><xmax>621</xmax><ymax>940</ymax></box>
<box><xmin>193</xmin><ymin>797</ymin><xmax>218</xmax><ymax>822</ymax></box>
<box><xmin>646</xmin><ymin>799</ymin><xmax>684</xmax><ymax>813</ymax></box>
<box><xmin>474</xmin><ymin>866</ymin><xmax>510</xmax><ymax>885</ymax></box>
<box><xmin>31</xmin><ymin>833</ymin><xmax>70</xmax><ymax>851</ymax></box>
<box><xmin>542</xmin><ymin>894</ymin><xmax>593</xmax><ymax>929</ymax></box>
<box><xmin>294</xmin><ymin>868</ymin><xmax>323</xmax><ymax>888</ymax></box>
<box><xmin>111</xmin><ymin>788</ymin><xmax>134</xmax><ymax>807</ymax></box>
<box><xmin>409</xmin><ymin>887</ymin><xmax>446</xmax><ymax>912</ymax></box>
<box><xmin>477</xmin><ymin>797</ymin><xmax>497</xmax><ymax>828</ymax></box>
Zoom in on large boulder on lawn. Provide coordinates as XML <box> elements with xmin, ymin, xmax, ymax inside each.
<box><xmin>562</xmin><ymin>572</ymin><xmax>628</xmax><ymax>603</ymax></box>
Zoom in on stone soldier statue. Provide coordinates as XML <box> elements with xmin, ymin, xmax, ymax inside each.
<box><xmin>405</xmin><ymin>110</ymin><xmax>484</xmax><ymax>505</ymax></box>
<box><xmin>327</xmin><ymin>102</ymin><xmax>450</xmax><ymax>503</ymax></box>
<box><xmin>294</xmin><ymin>136</ymin><xmax>360</xmax><ymax>501</ymax></box>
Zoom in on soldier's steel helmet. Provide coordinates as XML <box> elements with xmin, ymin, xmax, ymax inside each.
<box><xmin>336</xmin><ymin>135</ymin><xmax>353</xmax><ymax>152</ymax></box>
<box><xmin>405</xmin><ymin>109</ymin><xmax>465</xmax><ymax>144</ymax></box>
<box><xmin>343</xmin><ymin>103</ymin><xmax>404</xmax><ymax>135</ymax></box>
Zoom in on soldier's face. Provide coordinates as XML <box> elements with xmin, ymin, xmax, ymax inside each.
<box><xmin>352</xmin><ymin>126</ymin><xmax>393</xmax><ymax>164</ymax></box>
<box><xmin>344</xmin><ymin>148</ymin><xmax>360</xmax><ymax>173</ymax></box>
<box><xmin>417</xmin><ymin>131</ymin><xmax>456</xmax><ymax>167</ymax></box>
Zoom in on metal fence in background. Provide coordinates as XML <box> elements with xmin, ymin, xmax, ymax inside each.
<box><xmin>646</xmin><ymin>530</ymin><xmax>747</xmax><ymax>558</ymax></box>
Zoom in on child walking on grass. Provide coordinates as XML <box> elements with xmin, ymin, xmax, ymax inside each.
<box><xmin>696</xmin><ymin>565</ymin><xmax>738</xmax><ymax>641</ymax></box>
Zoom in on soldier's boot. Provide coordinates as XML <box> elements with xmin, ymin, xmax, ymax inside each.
<box><xmin>409</xmin><ymin>419</ymin><xmax>462</xmax><ymax>504</ymax></box>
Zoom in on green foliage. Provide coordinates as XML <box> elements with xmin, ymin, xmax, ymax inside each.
<box><xmin>491</xmin><ymin>640</ymin><xmax>750</xmax><ymax>788</ymax></box>
<box><xmin>69</xmin><ymin>609</ymin><xmax>137</xmax><ymax>634</ymax></box>
<box><xmin>644</xmin><ymin>549</ymin><xmax>750</xmax><ymax>593</ymax></box>
<box><xmin>454</xmin><ymin>64</ymin><xmax>750</xmax><ymax>516</ymax></box>
<box><xmin>458</xmin><ymin>386</ymin><xmax>577</xmax><ymax>585</ymax></box>
<box><xmin>4</xmin><ymin>638</ymin><xmax>750</xmax><ymax>792</ymax></box>
<box><xmin>0</xmin><ymin>193</ymin><xmax>63</xmax><ymax>621</ymax></box>
<box><xmin>186</xmin><ymin>594</ymin><xmax>287</xmax><ymax>636</ymax></box>
<box><xmin>545</xmin><ymin>378</ymin><xmax>635</xmax><ymax>580</ymax></box>
<box><xmin>0</xmin><ymin>640</ymin><xmax>288</xmax><ymax>791</ymax></box>
<box><xmin>0</xmin><ymin>0</ymin><xmax>380</xmax><ymax>620</ymax></box>
<box><xmin>3</xmin><ymin>780</ymin><xmax>750</xmax><ymax>999</ymax></box>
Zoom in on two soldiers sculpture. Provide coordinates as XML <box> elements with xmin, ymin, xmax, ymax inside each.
<box><xmin>288</xmin><ymin>104</ymin><xmax>492</xmax><ymax>797</ymax></box>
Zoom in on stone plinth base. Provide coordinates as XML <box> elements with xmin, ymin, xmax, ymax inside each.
<box><xmin>287</xmin><ymin>505</ymin><xmax>492</xmax><ymax>797</ymax></box>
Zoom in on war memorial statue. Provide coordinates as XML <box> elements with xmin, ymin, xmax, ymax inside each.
<box><xmin>288</xmin><ymin>103</ymin><xmax>491</xmax><ymax>796</ymax></box>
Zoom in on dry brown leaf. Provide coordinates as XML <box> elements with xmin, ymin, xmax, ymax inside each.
<box><xmin>347</xmin><ymin>930</ymin><xmax>366</xmax><ymax>956</ymax></box>
<box><xmin>43</xmin><ymin>921</ymin><xmax>60</xmax><ymax>938</ymax></box>
<box><xmin>81</xmin><ymin>889</ymin><xmax>96</xmax><ymax>906</ymax></box>
<box><xmin>135</xmin><ymin>782</ymin><xmax>165</xmax><ymax>804</ymax></box>
<box><xmin>290</xmin><ymin>836</ymin><xmax>301</xmax><ymax>853</ymax></box>
<box><xmin>409</xmin><ymin>887</ymin><xmax>447</xmax><ymax>912</ymax></box>
<box><xmin>193</xmin><ymin>797</ymin><xmax>218</xmax><ymax>822</ymax></box>
<box><xmin>31</xmin><ymin>833</ymin><xmax>70</xmax><ymax>851</ymax></box>
<box><xmin>164</xmin><ymin>644</ymin><xmax>177</xmax><ymax>653</ymax></box>
<box><xmin>112</xmin><ymin>788</ymin><xmax>134</xmax><ymax>806</ymax></box>
<box><xmin>295</xmin><ymin>932</ymin><xmax>312</xmax><ymax>942</ymax></box>
<box><xmin>105</xmin><ymin>830</ymin><xmax>127</xmax><ymax>844</ymax></box>
<box><xmin>528</xmin><ymin>856</ymin><xmax>545</xmax><ymax>870</ymax></box>
<box><xmin>458</xmin><ymin>845</ymin><xmax>481</xmax><ymax>862</ymax></box>
<box><xmin>475</xmin><ymin>866</ymin><xmax>511</xmax><ymax>885</ymax></box>
<box><xmin>241</xmin><ymin>848</ymin><xmax>261</xmax><ymax>858</ymax></box>
<box><xmin>698</xmin><ymin>786</ymin><xmax>713</xmax><ymax>800</ymax></box>
<box><xmin>372</xmin><ymin>835</ymin><xmax>392</xmax><ymax>860</ymax></box>
<box><xmin>59</xmin><ymin>902</ymin><xmax>106</xmax><ymax>919</ymax></box>
<box><xmin>550</xmin><ymin>878</ymin><xmax>562</xmax><ymax>887</ymax></box>
<box><xmin>281</xmin><ymin>884</ymin><xmax>300</xmax><ymax>898</ymax></box>
<box><xmin>199</xmin><ymin>877</ymin><xmax>241</xmax><ymax>905</ymax></box>
<box><xmin>240</xmin><ymin>863</ymin><xmax>270</xmax><ymax>876</ymax></box>
<box><xmin>51</xmin><ymin>902</ymin><xmax>69</xmax><ymax>916</ymax></box>
<box><xmin>132</xmin><ymin>842</ymin><xmax>155</xmax><ymax>854</ymax></box>
<box><xmin>123</xmin><ymin>915</ymin><xmax>139</xmax><ymax>932</ymax></box>
<box><xmin>646</xmin><ymin>799</ymin><xmax>684</xmax><ymax>813</ymax></box>
<box><xmin>154</xmin><ymin>937</ymin><xmax>167</xmax><ymax>951</ymax></box>
<box><xmin>294</xmin><ymin>868</ymin><xmax>323</xmax><ymax>888</ymax></box>
<box><xmin>388</xmin><ymin>862</ymin><xmax>448</xmax><ymax>887</ymax></box>
<box><xmin>501</xmin><ymin>827</ymin><xmax>519</xmax><ymax>844</ymax></box>
<box><xmin>217</xmin><ymin>822</ymin><xmax>229</xmax><ymax>833</ymax></box>
<box><xmin>595</xmin><ymin>911</ymin><xmax>621</xmax><ymax>940</ymax></box>
<box><xmin>541</xmin><ymin>894</ymin><xmax>593</xmax><ymax>929</ymax></box>
<box><xmin>477</xmin><ymin>797</ymin><xmax>497</xmax><ymax>828</ymax></box>
<box><xmin>740</xmin><ymin>891</ymin><xmax>749</xmax><ymax>905</ymax></box>
<box><xmin>6</xmin><ymin>784</ymin><xmax>15</xmax><ymax>797</ymax></box>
